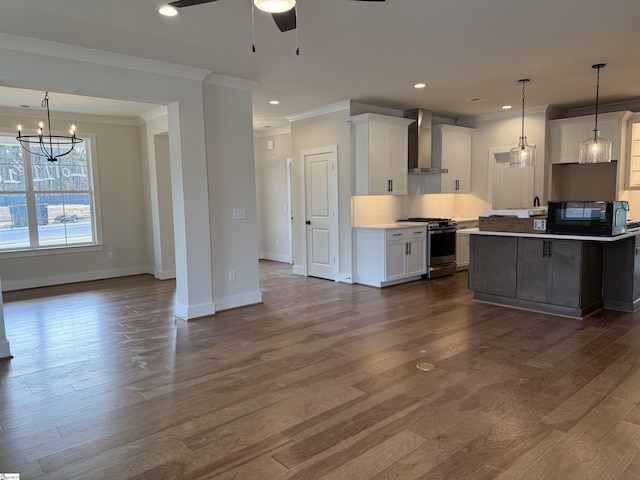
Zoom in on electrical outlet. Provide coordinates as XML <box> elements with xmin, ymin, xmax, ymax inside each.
<box><xmin>107</xmin><ymin>251</ymin><xmax>114</xmax><ymax>260</ymax></box>
<box><xmin>276</xmin><ymin>239</ymin><xmax>280</xmax><ymax>246</ymax></box>
<box><xmin>228</xmin><ymin>271</ymin><xmax>236</xmax><ymax>282</ymax></box>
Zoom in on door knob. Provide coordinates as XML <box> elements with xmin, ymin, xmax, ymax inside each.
<box><xmin>305</xmin><ymin>220</ymin><xmax>311</xmax><ymax>225</ymax></box>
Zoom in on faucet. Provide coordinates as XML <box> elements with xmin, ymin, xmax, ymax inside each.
<box><xmin>533</xmin><ymin>196</ymin><xmax>540</xmax><ymax>207</ymax></box>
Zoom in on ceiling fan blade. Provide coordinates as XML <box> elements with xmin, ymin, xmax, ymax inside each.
<box><xmin>169</xmin><ymin>0</ymin><xmax>220</xmax><ymax>8</ymax></box>
<box><xmin>272</xmin><ymin>7</ymin><xmax>296</xmax><ymax>32</ymax></box>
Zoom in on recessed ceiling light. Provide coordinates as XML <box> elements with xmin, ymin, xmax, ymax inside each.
<box><xmin>414</xmin><ymin>83</ymin><xmax>427</xmax><ymax>89</ymax></box>
<box><xmin>269</xmin><ymin>100</ymin><xmax>280</xmax><ymax>105</ymax></box>
<box><xmin>502</xmin><ymin>105</ymin><xmax>512</xmax><ymax>110</ymax></box>
<box><xmin>158</xmin><ymin>5</ymin><xmax>180</xmax><ymax>17</ymax></box>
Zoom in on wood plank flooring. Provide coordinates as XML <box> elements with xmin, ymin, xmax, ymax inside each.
<box><xmin>1</xmin><ymin>260</ymin><xmax>640</xmax><ymax>479</ymax></box>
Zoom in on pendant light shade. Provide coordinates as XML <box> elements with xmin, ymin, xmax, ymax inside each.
<box><xmin>510</xmin><ymin>79</ymin><xmax>536</xmax><ymax>168</ymax></box>
<box><xmin>579</xmin><ymin>64</ymin><xmax>612</xmax><ymax>164</ymax></box>
<box><xmin>253</xmin><ymin>0</ymin><xmax>295</xmax><ymax>13</ymax></box>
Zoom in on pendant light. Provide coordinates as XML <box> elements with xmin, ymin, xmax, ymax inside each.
<box><xmin>510</xmin><ymin>79</ymin><xmax>536</xmax><ymax>168</ymax></box>
<box><xmin>579</xmin><ymin>63</ymin><xmax>612</xmax><ymax>164</ymax></box>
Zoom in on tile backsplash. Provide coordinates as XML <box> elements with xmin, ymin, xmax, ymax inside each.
<box><xmin>352</xmin><ymin>193</ymin><xmax>487</xmax><ymax>226</ymax></box>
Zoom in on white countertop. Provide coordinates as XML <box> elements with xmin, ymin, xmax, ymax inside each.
<box><xmin>465</xmin><ymin>228</ymin><xmax>640</xmax><ymax>242</ymax></box>
<box><xmin>354</xmin><ymin>222</ymin><xmax>426</xmax><ymax>230</ymax></box>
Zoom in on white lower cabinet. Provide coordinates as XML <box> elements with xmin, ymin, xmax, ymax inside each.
<box><xmin>355</xmin><ymin>226</ymin><xmax>426</xmax><ymax>287</ymax></box>
<box><xmin>455</xmin><ymin>220</ymin><xmax>478</xmax><ymax>271</ymax></box>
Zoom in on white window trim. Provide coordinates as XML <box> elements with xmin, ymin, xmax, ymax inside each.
<box><xmin>0</xmin><ymin>130</ymin><xmax>103</xmax><ymax>255</ymax></box>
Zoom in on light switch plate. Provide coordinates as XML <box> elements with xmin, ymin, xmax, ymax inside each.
<box><xmin>233</xmin><ymin>208</ymin><xmax>247</xmax><ymax>220</ymax></box>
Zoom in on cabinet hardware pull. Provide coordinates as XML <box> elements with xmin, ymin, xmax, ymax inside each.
<box><xmin>548</xmin><ymin>241</ymin><xmax>552</xmax><ymax>257</ymax></box>
<box><xmin>393</xmin><ymin>233</ymin><xmax>403</xmax><ymax>236</ymax></box>
<box><xmin>543</xmin><ymin>240</ymin><xmax>547</xmax><ymax>257</ymax></box>
<box><xmin>408</xmin><ymin>242</ymin><xmax>412</xmax><ymax>254</ymax></box>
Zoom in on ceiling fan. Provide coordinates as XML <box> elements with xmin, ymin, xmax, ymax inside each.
<box><xmin>168</xmin><ymin>0</ymin><xmax>386</xmax><ymax>34</ymax></box>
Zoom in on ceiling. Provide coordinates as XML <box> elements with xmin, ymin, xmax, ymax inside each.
<box><xmin>1</xmin><ymin>0</ymin><xmax>639</xmax><ymax>128</ymax></box>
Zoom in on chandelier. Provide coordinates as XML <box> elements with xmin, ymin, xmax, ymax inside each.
<box><xmin>16</xmin><ymin>92</ymin><xmax>83</xmax><ymax>163</ymax></box>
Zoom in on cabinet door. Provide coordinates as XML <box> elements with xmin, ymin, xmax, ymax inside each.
<box><xmin>452</xmin><ymin>130</ymin><xmax>471</xmax><ymax>192</ymax></box>
<box><xmin>439</xmin><ymin>131</ymin><xmax>458</xmax><ymax>193</ymax></box>
<box><xmin>516</xmin><ymin>238</ymin><xmax>549</xmax><ymax>302</ymax></box>
<box><xmin>469</xmin><ymin>235</ymin><xmax>517</xmax><ymax>297</ymax></box>
<box><xmin>456</xmin><ymin>232</ymin><xmax>470</xmax><ymax>269</ymax></box>
<box><xmin>385</xmin><ymin>239</ymin><xmax>407</xmax><ymax>281</ymax></box>
<box><xmin>550</xmin><ymin>121</ymin><xmax>584</xmax><ymax>164</ymax></box>
<box><xmin>369</xmin><ymin>123</ymin><xmax>390</xmax><ymax>195</ymax></box>
<box><xmin>386</xmin><ymin>124</ymin><xmax>408</xmax><ymax>195</ymax></box>
<box><xmin>406</xmin><ymin>237</ymin><xmax>426</xmax><ymax>277</ymax></box>
<box><xmin>437</xmin><ymin>127</ymin><xmax>471</xmax><ymax>193</ymax></box>
<box><xmin>547</xmin><ymin>240</ymin><xmax>582</xmax><ymax>308</ymax></box>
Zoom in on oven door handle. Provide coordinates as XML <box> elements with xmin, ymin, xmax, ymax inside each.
<box><xmin>428</xmin><ymin>228</ymin><xmax>457</xmax><ymax>235</ymax></box>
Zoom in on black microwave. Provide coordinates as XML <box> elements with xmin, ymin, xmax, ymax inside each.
<box><xmin>547</xmin><ymin>201</ymin><xmax>629</xmax><ymax>236</ymax></box>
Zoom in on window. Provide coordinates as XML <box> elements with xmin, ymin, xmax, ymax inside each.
<box><xmin>0</xmin><ymin>134</ymin><xmax>100</xmax><ymax>252</ymax></box>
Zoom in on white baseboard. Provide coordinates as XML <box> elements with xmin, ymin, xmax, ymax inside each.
<box><xmin>1</xmin><ymin>265</ymin><xmax>150</xmax><ymax>291</ymax></box>
<box><xmin>292</xmin><ymin>265</ymin><xmax>305</xmax><ymax>276</ymax></box>
<box><xmin>261</xmin><ymin>253</ymin><xmax>292</xmax><ymax>263</ymax></box>
<box><xmin>215</xmin><ymin>290</ymin><xmax>263</xmax><ymax>311</ymax></box>
<box><xmin>0</xmin><ymin>339</ymin><xmax>12</xmax><ymax>359</ymax></box>
<box><xmin>174</xmin><ymin>300</ymin><xmax>216</xmax><ymax>321</ymax></box>
<box><xmin>338</xmin><ymin>272</ymin><xmax>353</xmax><ymax>284</ymax></box>
<box><xmin>154</xmin><ymin>268</ymin><xmax>176</xmax><ymax>280</ymax></box>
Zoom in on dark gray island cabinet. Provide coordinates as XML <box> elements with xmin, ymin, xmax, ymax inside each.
<box><xmin>468</xmin><ymin>231</ymin><xmax>639</xmax><ymax>319</ymax></box>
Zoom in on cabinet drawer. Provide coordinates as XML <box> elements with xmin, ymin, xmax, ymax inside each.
<box><xmin>385</xmin><ymin>229</ymin><xmax>409</xmax><ymax>241</ymax></box>
<box><xmin>406</xmin><ymin>227</ymin><xmax>427</xmax><ymax>239</ymax></box>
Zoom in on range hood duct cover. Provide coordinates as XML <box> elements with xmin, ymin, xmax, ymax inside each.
<box><xmin>403</xmin><ymin>108</ymin><xmax>448</xmax><ymax>174</ymax></box>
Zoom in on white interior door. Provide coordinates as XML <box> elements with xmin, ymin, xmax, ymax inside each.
<box><xmin>304</xmin><ymin>147</ymin><xmax>338</xmax><ymax>280</ymax></box>
<box><xmin>492</xmin><ymin>151</ymin><xmax>535</xmax><ymax>209</ymax></box>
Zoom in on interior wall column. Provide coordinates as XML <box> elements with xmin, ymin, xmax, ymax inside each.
<box><xmin>167</xmin><ymin>100</ymin><xmax>216</xmax><ymax>319</ymax></box>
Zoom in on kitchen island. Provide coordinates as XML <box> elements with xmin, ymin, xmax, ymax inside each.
<box><xmin>467</xmin><ymin>229</ymin><xmax>640</xmax><ymax>319</ymax></box>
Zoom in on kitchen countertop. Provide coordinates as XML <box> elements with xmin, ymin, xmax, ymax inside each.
<box><xmin>354</xmin><ymin>222</ymin><xmax>427</xmax><ymax>230</ymax></box>
<box><xmin>464</xmin><ymin>228</ymin><xmax>640</xmax><ymax>242</ymax></box>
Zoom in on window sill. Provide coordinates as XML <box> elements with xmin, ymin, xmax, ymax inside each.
<box><xmin>0</xmin><ymin>244</ymin><xmax>104</xmax><ymax>259</ymax></box>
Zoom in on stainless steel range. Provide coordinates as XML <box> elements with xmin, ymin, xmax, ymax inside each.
<box><xmin>400</xmin><ymin>217</ymin><xmax>458</xmax><ymax>279</ymax></box>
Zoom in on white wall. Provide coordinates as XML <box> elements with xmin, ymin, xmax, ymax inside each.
<box><xmin>203</xmin><ymin>82</ymin><xmax>262</xmax><ymax>310</ymax></box>
<box><xmin>458</xmin><ymin>106</ymin><xmax>548</xmax><ymax>206</ymax></box>
<box><xmin>254</xmin><ymin>130</ymin><xmax>292</xmax><ymax>263</ymax></box>
<box><xmin>290</xmin><ymin>107</ymin><xmax>352</xmax><ymax>280</ymax></box>
<box><xmin>0</xmin><ymin>109</ymin><xmax>149</xmax><ymax>290</ymax></box>
<box><xmin>142</xmin><ymin>112</ymin><xmax>176</xmax><ymax>280</ymax></box>
<box><xmin>0</xmin><ymin>35</ymin><xmax>264</xmax><ymax>318</ymax></box>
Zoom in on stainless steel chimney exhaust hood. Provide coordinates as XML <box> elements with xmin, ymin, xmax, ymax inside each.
<box><xmin>403</xmin><ymin>108</ymin><xmax>448</xmax><ymax>174</ymax></box>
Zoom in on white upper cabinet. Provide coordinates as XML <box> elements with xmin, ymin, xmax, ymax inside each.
<box><xmin>548</xmin><ymin>111</ymin><xmax>632</xmax><ymax>165</ymax></box>
<box><xmin>429</xmin><ymin>124</ymin><xmax>473</xmax><ymax>193</ymax></box>
<box><xmin>351</xmin><ymin>113</ymin><xmax>413</xmax><ymax>196</ymax></box>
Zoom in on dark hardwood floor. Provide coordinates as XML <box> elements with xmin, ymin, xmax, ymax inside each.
<box><xmin>1</xmin><ymin>260</ymin><xmax>640</xmax><ymax>479</ymax></box>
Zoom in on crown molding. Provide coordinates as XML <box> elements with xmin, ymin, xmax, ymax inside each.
<box><xmin>457</xmin><ymin>105</ymin><xmax>549</xmax><ymax>125</ymax></box>
<box><xmin>0</xmin><ymin>106</ymin><xmax>143</xmax><ymax>127</ymax></box>
<box><xmin>139</xmin><ymin>106</ymin><xmax>168</xmax><ymax>122</ymax></box>
<box><xmin>286</xmin><ymin>100</ymin><xmax>351</xmax><ymax>122</ymax></box>
<box><xmin>253</xmin><ymin>125</ymin><xmax>291</xmax><ymax>137</ymax></box>
<box><xmin>204</xmin><ymin>74</ymin><xmax>260</xmax><ymax>91</ymax></box>
<box><xmin>0</xmin><ymin>33</ymin><xmax>212</xmax><ymax>81</ymax></box>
